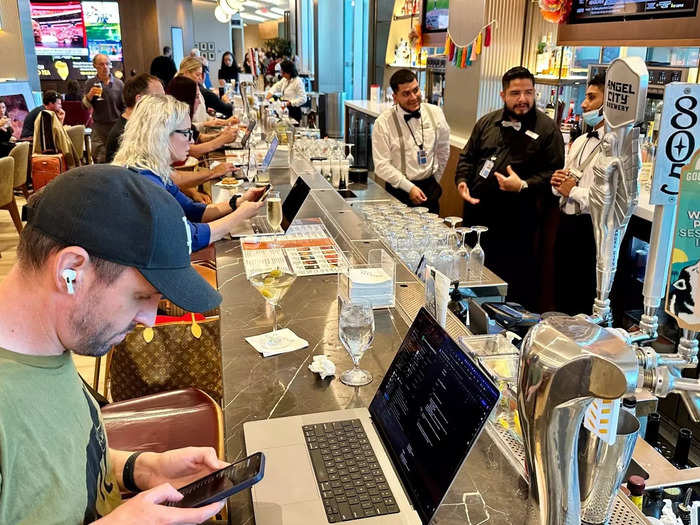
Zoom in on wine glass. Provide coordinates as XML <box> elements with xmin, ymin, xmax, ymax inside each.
<box><xmin>444</xmin><ymin>216</ymin><xmax>463</xmax><ymax>250</ymax></box>
<box><xmin>345</xmin><ymin>143</ymin><xmax>355</xmax><ymax>167</ymax></box>
<box><xmin>249</xmin><ymin>261</ymin><xmax>296</xmax><ymax>351</ymax></box>
<box><xmin>267</xmin><ymin>190</ymin><xmax>282</xmax><ymax>246</ymax></box>
<box><xmin>455</xmin><ymin>227</ymin><xmax>471</xmax><ymax>281</ymax></box>
<box><xmin>469</xmin><ymin>226</ymin><xmax>488</xmax><ymax>281</ymax></box>
<box><xmin>338</xmin><ymin>299</ymin><xmax>375</xmax><ymax>386</ymax></box>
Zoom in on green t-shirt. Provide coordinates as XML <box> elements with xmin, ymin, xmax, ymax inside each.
<box><xmin>0</xmin><ymin>347</ymin><xmax>122</xmax><ymax>524</ymax></box>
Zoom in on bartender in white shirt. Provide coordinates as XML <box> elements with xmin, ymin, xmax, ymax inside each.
<box><xmin>372</xmin><ymin>69</ymin><xmax>450</xmax><ymax>214</ymax></box>
<box><xmin>266</xmin><ymin>60</ymin><xmax>307</xmax><ymax>124</ymax></box>
<box><xmin>550</xmin><ymin>73</ymin><xmax>606</xmax><ymax>315</ymax></box>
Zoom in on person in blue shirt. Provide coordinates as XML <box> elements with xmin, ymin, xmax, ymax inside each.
<box><xmin>112</xmin><ymin>94</ymin><xmax>264</xmax><ymax>251</ymax></box>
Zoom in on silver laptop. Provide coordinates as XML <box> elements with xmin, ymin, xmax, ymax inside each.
<box><xmin>231</xmin><ymin>175</ymin><xmax>311</xmax><ymax>238</ymax></box>
<box><xmin>227</xmin><ymin>120</ymin><xmax>256</xmax><ymax>150</ymax></box>
<box><xmin>243</xmin><ymin>308</ymin><xmax>500</xmax><ymax>524</ymax></box>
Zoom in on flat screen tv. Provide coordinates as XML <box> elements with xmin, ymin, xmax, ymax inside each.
<box><xmin>30</xmin><ymin>0</ymin><xmax>123</xmax><ymax>81</ymax></box>
<box><xmin>569</xmin><ymin>0</ymin><xmax>698</xmax><ymax>23</ymax></box>
<box><xmin>423</xmin><ymin>0</ymin><xmax>449</xmax><ymax>32</ymax></box>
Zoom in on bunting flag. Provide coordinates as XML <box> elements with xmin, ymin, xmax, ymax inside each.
<box><xmin>445</xmin><ymin>19</ymin><xmax>496</xmax><ymax>69</ymax></box>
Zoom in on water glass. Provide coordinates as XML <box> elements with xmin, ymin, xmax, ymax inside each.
<box><xmin>339</xmin><ymin>299</ymin><xmax>375</xmax><ymax>386</ymax></box>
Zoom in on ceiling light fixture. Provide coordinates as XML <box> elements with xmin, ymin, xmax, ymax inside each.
<box><xmin>270</xmin><ymin>6</ymin><xmax>285</xmax><ymax>14</ymax></box>
<box><xmin>242</xmin><ymin>0</ymin><xmax>264</xmax><ymax>7</ymax></box>
<box><xmin>214</xmin><ymin>4</ymin><xmax>232</xmax><ymax>22</ymax></box>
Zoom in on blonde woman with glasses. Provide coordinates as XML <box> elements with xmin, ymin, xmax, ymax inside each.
<box><xmin>112</xmin><ymin>94</ymin><xmax>264</xmax><ymax>251</ymax></box>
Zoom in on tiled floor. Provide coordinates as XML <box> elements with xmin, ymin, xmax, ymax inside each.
<box><xmin>0</xmin><ymin>196</ymin><xmax>107</xmax><ymax>395</ymax></box>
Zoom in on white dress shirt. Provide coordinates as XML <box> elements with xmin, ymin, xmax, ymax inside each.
<box><xmin>266</xmin><ymin>76</ymin><xmax>307</xmax><ymax>107</ymax></box>
<box><xmin>553</xmin><ymin>126</ymin><xmax>603</xmax><ymax>215</ymax></box>
<box><xmin>372</xmin><ymin>103</ymin><xmax>451</xmax><ymax>193</ymax></box>
<box><xmin>192</xmin><ymin>90</ymin><xmax>209</xmax><ymax>129</ymax></box>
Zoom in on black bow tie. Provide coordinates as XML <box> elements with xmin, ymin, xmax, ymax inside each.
<box><xmin>404</xmin><ymin>110</ymin><xmax>421</xmax><ymax>123</ymax></box>
<box><xmin>587</xmin><ymin>130</ymin><xmax>600</xmax><ymax>138</ymax></box>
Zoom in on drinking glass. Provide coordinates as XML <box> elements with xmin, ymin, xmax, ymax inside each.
<box><xmin>345</xmin><ymin>143</ymin><xmax>355</xmax><ymax>167</ymax></box>
<box><xmin>339</xmin><ymin>299</ymin><xmax>375</xmax><ymax>386</ymax></box>
<box><xmin>94</xmin><ymin>81</ymin><xmax>104</xmax><ymax>101</ymax></box>
<box><xmin>267</xmin><ymin>190</ymin><xmax>282</xmax><ymax>246</ymax></box>
<box><xmin>444</xmin><ymin>216</ymin><xmax>463</xmax><ymax>250</ymax></box>
<box><xmin>249</xmin><ymin>262</ymin><xmax>297</xmax><ymax>350</ymax></box>
<box><xmin>469</xmin><ymin>226</ymin><xmax>488</xmax><ymax>281</ymax></box>
<box><xmin>455</xmin><ymin>227</ymin><xmax>471</xmax><ymax>281</ymax></box>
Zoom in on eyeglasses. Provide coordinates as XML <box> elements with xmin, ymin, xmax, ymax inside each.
<box><xmin>172</xmin><ymin>128</ymin><xmax>194</xmax><ymax>141</ymax></box>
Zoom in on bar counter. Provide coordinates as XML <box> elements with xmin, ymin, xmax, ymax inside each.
<box><xmin>214</xmin><ymin>157</ymin><xmax>647</xmax><ymax>524</ymax></box>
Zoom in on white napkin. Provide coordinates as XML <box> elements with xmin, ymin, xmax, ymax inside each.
<box><xmin>245</xmin><ymin>328</ymin><xmax>308</xmax><ymax>357</ymax></box>
<box><xmin>308</xmin><ymin>355</ymin><xmax>336</xmax><ymax>379</ymax></box>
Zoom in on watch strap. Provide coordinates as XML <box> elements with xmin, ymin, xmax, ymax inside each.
<box><xmin>123</xmin><ymin>451</ymin><xmax>144</xmax><ymax>493</ymax></box>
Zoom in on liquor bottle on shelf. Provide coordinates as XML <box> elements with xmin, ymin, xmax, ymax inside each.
<box><xmin>535</xmin><ymin>36</ymin><xmax>547</xmax><ymax>76</ymax></box>
<box><xmin>569</xmin><ymin>115</ymin><xmax>582</xmax><ymax>143</ymax></box>
<box><xmin>561</xmin><ymin>47</ymin><xmax>572</xmax><ymax>78</ymax></box>
<box><xmin>565</xmin><ymin>99</ymin><xmax>575</xmax><ymax>122</ymax></box>
<box><xmin>545</xmin><ymin>89</ymin><xmax>556</xmax><ymax>119</ymax></box>
<box><xmin>672</xmin><ymin>428</ymin><xmax>693</xmax><ymax>469</ymax></box>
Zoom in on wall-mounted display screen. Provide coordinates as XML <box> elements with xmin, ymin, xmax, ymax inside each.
<box><xmin>30</xmin><ymin>0</ymin><xmax>123</xmax><ymax>81</ymax></box>
<box><xmin>570</xmin><ymin>0</ymin><xmax>698</xmax><ymax>23</ymax></box>
<box><xmin>423</xmin><ymin>0</ymin><xmax>449</xmax><ymax>32</ymax></box>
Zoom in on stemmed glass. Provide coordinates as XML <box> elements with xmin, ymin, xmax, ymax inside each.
<box><xmin>469</xmin><ymin>226</ymin><xmax>488</xmax><ymax>281</ymax></box>
<box><xmin>249</xmin><ymin>260</ymin><xmax>296</xmax><ymax>351</ymax></box>
<box><xmin>266</xmin><ymin>190</ymin><xmax>282</xmax><ymax>247</ymax></box>
<box><xmin>345</xmin><ymin>143</ymin><xmax>355</xmax><ymax>167</ymax></box>
<box><xmin>444</xmin><ymin>216</ymin><xmax>463</xmax><ymax>250</ymax></box>
<box><xmin>455</xmin><ymin>227</ymin><xmax>471</xmax><ymax>281</ymax></box>
<box><xmin>339</xmin><ymin>299</ymin><xmax>375</xmax><ymax>386</ymax></box>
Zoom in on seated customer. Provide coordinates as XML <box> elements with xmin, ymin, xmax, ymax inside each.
<box><xmin>0</xmin><ymin>165</ymin><xmax>227</xmax><ymax>523</ymax></box>
<box><xmin>64</xmin><ymin>80</ymin><xmax>82</xmax><ymax>101</ymax></box>
<box><xmin>167</xmin><ymin>76</ymin><xmax>237</xmax><ymax>158</ymax></box>
<box><xmin>177</xmin><ymin>57</ymin><xmax>234</xmax><ymax>129</ymax></box>
<box><xmin>21</xmin><ymin>90</ymin><xmax>64</xmax><ymax>139</ymax></box>
<box><xmin>0</xmin><ymin>100</ymin><xmax>14</xmax><ymax>157</ymax></box>
<box><xmin>112</xmin><ymin>94</ymin><xmax>264</xmax><ymax>251</ymax></box>
<box><xmin>105</xmin><ymin>73</ymin><xmax>164</xmax><ymax>163</ymax></box>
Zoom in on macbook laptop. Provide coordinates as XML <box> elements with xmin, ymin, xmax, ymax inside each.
<box><xmin>260</xmin><ymin>135</ymin><xmax>279</xmax><ymax>170</ymax></box>
<box><xmin>230</xmin><ymin>175</ymin><xmax>312</xmax><ymax>237</ymax></box>
<box><xmin>227</xmin><ymin>120</ymin><xmax>257</xmax><ymax>150</ymax></box>
<box><xmin>243</xmin><ymin>307</ymin><xmax>500</xmax><ymax>524</ymax></box>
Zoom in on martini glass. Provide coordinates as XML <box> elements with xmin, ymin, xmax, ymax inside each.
<box><xmin>249</xmin><ymin>262</ymin><xmax>297</xmax><ymax>350</ymax></box>
<box><xmin>339</xmin><ymin>299</ymin><xmax>375</xmax><ymax>386</ymax></box>
<box><xmin>469</xmin><ymin>226</ymin><xmax>488</xmax><ymax>281</ymax></box>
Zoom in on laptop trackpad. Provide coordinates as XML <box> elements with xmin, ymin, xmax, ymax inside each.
<box><xmin>252</xmin><ymin>444</ymin><xmax>319</xmax><ymax>505</ymax></box>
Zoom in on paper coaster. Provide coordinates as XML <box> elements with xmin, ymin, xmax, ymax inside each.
<box><xmin>245</xmin><ymin>328</ymin><xmax>309</xmax><ymax>357</ymax></box>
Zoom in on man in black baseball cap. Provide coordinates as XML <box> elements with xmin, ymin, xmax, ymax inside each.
<box><xmin>0</xmin><ymin>166</ymin><xmax>226</xmax><ymax>523</ymax></box>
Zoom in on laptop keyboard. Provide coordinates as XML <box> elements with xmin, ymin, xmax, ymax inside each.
<box><xmin>303</xmin><ymin>419</ymin><xmax>400</xmax><ymax>522</ymax></box>
<box><xmin>251</xmin><ymin>217</ymin><xmax>272</xmax><ymax>234</ymax></box>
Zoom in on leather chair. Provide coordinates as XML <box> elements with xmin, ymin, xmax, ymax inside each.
<box><xmin>102</xmin><ymin>387</ymin><xmax>224</xmax><ymax>455</ymax></box>
<box><xmin>65</xmin><ymin>125</ymin><xmax>85</xmax><ymax>166</ymax></box>
<box><xmin>0</xmin><ymin>156</ymin><xmax>22</xmax><ymax>233</ymax></box>
<box><xmin>63</xmin><ymin>100</ymin><xmax>92</xmax><ymax>127</ymax></box>
<box><xmin>9</xmin><ymin>141</ymin><xmax>30</xmax><ymax>200</ymax></box>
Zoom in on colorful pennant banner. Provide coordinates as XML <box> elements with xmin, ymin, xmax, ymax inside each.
<box><xmin>443</xmin><ymin>19</ymin><xmax>496</xmax><ymax>69</ymax></box>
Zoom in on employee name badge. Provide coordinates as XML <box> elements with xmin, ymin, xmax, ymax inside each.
<box><xmin>479</xmin><ymin>156</ymin><xmax>496</xmax><ymax>179</ymax></box>
<box><xmin>417</xmin><ymin>147</ymin><xmax>428</xmax><ymax>166</ymax></box>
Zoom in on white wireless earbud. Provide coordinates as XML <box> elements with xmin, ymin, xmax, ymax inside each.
<box><xmin>62</xmin><ymin>269</ymin><xmax>77</xmax><ymax>295</ymax></box>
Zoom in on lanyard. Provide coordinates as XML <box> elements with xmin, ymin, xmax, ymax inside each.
<box><xmin>575</xmin><ymin>136</ymin><xmax>601</xmax><ymax>174</ymax></box>
<box><xmin>401</xmin><ymin>108</ymin><xmax>425</xmax><ymax>150</ymax></box>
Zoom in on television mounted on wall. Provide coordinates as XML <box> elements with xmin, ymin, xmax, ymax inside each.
<box><xmin>569</xmin><ymin>0</ymin><xmax>698</xmax><ymax>23</ymax></box>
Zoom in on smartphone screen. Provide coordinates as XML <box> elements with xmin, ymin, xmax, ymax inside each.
<box><xmin>172</xmin><ymin>452</ymin><xmax>265</xmax><ymax>508</ymax></box>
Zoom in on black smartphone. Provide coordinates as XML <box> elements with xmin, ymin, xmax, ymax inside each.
<box><xmin>259</xmin><ymin>184</ymin><xmax>272</xmax><ymax>201</ymax></box>
<box><xmin>170</xmin><ymin>452</ymin><xmax>265</xmax><ymax>508</ymax></box>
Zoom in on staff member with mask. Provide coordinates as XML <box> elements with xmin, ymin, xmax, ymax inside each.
<box><xmin>550</xmin><ymin>73</ymin><xmax>606</xmax><ymax>315</ymax></box>
<box><xmin>455</xmin><ymin>66</ymin><xmax>564</xmax><ymax>311</ymax></box>
<box><xmin>372</xmin><ymin>69</ymin><xmax>450</xmax><ymax>214</ymax></box>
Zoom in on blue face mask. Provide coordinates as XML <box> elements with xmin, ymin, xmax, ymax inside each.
<box><xmin>582</xmin><ymin>107</ymin><xmax>604</xmax><ymax>127</ymax></box>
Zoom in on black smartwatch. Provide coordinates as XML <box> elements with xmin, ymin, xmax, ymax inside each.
<box><xmin>228</xmin><ymin>194</ymin><xmax>240</xmax><ymax>210</ymax></box>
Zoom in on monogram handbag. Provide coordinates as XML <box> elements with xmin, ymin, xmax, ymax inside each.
<box><xmin>108</xmin><ymin>314</ymin><xmax>223</xmax><ymax>403</ymax></box>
